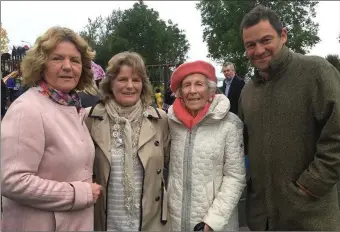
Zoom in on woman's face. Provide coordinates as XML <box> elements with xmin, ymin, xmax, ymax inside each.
<box><xmin>181</xmin><ymin>73</ymin><xmax>211</xmax><ymax>116</ymax></box>
<box><xmin>43</xmin><ymin>41</ymin><xmax>82</xmax><ymax>93</ymax></box>
<box><xmin>111</xmin><ymin>65</ymin><xmax>142</xmax><ymax>107</ymax></box>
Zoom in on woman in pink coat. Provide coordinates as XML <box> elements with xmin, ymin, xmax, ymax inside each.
<box><xmin>1</xmin><ymin>27</ymin><xmax>102</xmax><ymax>231</ymax></box>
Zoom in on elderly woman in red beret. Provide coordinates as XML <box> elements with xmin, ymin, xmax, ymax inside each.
<box><xmin>166</xmin><ymin>60</ymin><xmax>246</xmax><ymax>231</ymax></box>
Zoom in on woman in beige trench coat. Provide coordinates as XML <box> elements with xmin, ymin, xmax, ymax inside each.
<box><xmin>85</xmin><ymin>51</ymin><xmax>170</xmax><ymax>231</ymax></box>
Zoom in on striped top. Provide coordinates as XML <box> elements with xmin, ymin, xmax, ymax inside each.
<box><xmin>106</xmin><ymin>144</ymin><xmax>144</xmax><ymax>231</ymax></box>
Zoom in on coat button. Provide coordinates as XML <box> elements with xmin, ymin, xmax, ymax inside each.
<box><xmin>157</xmin><ymin>169</ymin><xmax>161</xmax><ymax>174</ymax></box>
<box><xmin>155</xmin><ymin>196</ymin><xmax>160</xmax><ymax>201</ymax></box>
<box><xmin>154</xmin><ymin>141</ymin><xmax>159</xmax><ymax>146</ymax></box>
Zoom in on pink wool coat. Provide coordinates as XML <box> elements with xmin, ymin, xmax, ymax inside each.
<box><xmin>1</xmin><ymin>87</ymin><xmax>96</xmax><ymax>231</ymax></box>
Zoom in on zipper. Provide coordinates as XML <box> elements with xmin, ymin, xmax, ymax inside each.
<box><xmin>181</xmin><ymin>130</ymin><xmax>193</xmax><ymax>232</ymax></box>
<box><xmin>186</xmin><ymin>131</ymin><xmax>192</xmax><ymax>231</ymax></box>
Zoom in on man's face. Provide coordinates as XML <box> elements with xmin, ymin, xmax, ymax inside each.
<box><xmin>242</xmin><ymin>20</ymin><xmax>287</xmax><ymax>72</ymax></box>
<box><xmin>222</xmin><ymin>65</ymin><xmax>236</xmax><ymax>80</ymax></box>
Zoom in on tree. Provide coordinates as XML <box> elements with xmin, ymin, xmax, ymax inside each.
<box><xmin>79</xmin><ymin>2</ymin><xmax>190</xmax><ymax>82</ymax></box>
<box><xmin>325</xmin><ymin>54</ymin><xmax>340</xmax><ymax>72</ymax></box>
<box><xmin>196</xmin><ymin>1</ymin><xmax>320</xmax><ymax>77</ymax></box>
<box><xmin>1</xmin><ymin>23</ymin><xmax>10</xmax><ymax>53</ymax></box>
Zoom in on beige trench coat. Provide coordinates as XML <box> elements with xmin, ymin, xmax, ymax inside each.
<box><xmin>85</xmin><ymin>102</ymin><xmax>170</xmax><ymax>231</ymax></box>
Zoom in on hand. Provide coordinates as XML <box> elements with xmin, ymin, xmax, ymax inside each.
<box><xmin>203</xmin><ymin>224</ymin><xmax>212</xmax><ymax>232</ymax></box>
<box><xmin>90</xmin><ymin>183</ymin><xmax>102</xmax><ymax>203</ymax></box>
<box><xmin>295</xmin><ymin>181</ymin><xmax>319</xmax><ymax>199</ymax></box>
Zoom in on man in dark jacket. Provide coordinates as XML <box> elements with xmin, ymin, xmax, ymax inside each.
<box><xmin>1</xmin><ymin>78</ymin><xmax>9</xmax><ymax>119</ymax></box>
<box><xmin>238</xmin><ymin>5</ymin><xmax>340</xmax><ymax>231</ymax></box>
<box><xmin>220</xmin><ymin>62</ymin><xmax>245</xmax><ymax>114</ymax></box>
<box><xmin>78</xmin><ymin>91</ymin><xmax>100</xmax><ymax>108</ymax></box>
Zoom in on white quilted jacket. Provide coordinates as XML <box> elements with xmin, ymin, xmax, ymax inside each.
<box><xmin>167</xmin><ymin>94</ymin><xmax>246</xmax><ymax>231</ymax></box>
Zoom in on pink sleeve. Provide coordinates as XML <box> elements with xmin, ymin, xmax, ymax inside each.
<box><xmin>1</xmin><ymin>100</ymin><xmax>94</xmax><ymax>211</ymax></box>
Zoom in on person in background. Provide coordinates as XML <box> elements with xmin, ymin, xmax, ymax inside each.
<box><xmin>167</xmin><ymin>60</ymin><xmax>246</xmax><ymax>232</ymax></box>
<box><xmin>78</xmin><ymin>61</ymin><xmax>105</xmax><ymax>108</ymax></box>
<box><xmin>154</xmin><ymin>87</ymin><xmax>163</xmax><ymax>109</ymax></box>
<box><xmin>1</xmin><ymin>26</ymin><xmax>102</xmax><ymax>231</ymax></box>
<box><xmin>86</xmin><ymin>51</ymin><xmax>170</xmax><ymax>231</ymax></box>
<box><xmin>162</xmin><ymin>82</ymin><xmax>176</xmax><ymax>113</ymax></box>
<box><xmin>77</xmin><ymin>86</ymin><xmax>100</xmax><ymax>108</ymax></box>
<box><xmin>220</xmin><ymin>62</ymin><xmax>245</xmax><ymax>115</ymax></box>
<box><xmin>239</xmin><ymin>5</ymin><xmax>340</xmax><ymax>230</ymax></box>
<box><xmin>1</xmin><ymin>77</ymin><xmax>9</xmax><ymax>119</ymax></box>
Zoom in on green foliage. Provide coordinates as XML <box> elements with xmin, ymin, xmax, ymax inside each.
<box><xmin>325</xmin><ymin>54</ymin><xmax>340</xmax><ymax>72</ymax></box>
<box><xmin>79</xmin><ymin>3</ymin><xmax>190</xmax><ymax>84</ymax></box>
<box><xmin>196</xmin><ymin>0</ymin><xmax>320</xmax><ymax>77</ymax></box>
<box><xmin>1</xmin><ymin>23</ymin><xmax>10</xmax><ymax>53</ymax></box>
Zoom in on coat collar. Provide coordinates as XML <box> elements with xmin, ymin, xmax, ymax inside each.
<box><xmin>168</xmin><ymin>94</ymin><xmax>230</xmax><ymax>125</ymax></box>
<box><xmin>87</xmin><ymin>102</ymin><xmax>161</xmax><ymax>164</ymax></box>
<box><xmin>251</xmin><ymin>45</ymin><xmax>293</xmax><ymax>83</ymax></box>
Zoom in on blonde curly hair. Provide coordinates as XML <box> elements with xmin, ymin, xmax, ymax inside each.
<box><xmin>21</xmin><ymin>26</ymin><xmax>95</xmax><ymax>91</ymax></box>
<box><xmin>99</xmin><ymin>51</ymin><xmax>153</xmax><ymax>106</ymax></box>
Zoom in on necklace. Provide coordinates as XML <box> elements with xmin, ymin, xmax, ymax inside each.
<box><xmin>109</xmin><ymin>112</ymin><xmax>143</xmax><ymax>166</ymax></box>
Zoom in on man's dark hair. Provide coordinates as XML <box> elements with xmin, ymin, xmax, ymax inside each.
<box><xmin>240</xmin><ymin>5</ymin><xmax>283</xmax><ymax>36</ymax></box>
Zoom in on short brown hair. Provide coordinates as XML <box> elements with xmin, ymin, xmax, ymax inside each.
<box><xmin>240</xmin><ymin>5</ymin><xmax>283</xmax><ymax>36</ymax></box>
<box><xmin>21</xmin><ymin>26</ymin><xmax>95</xmax><ymax>91</ymax></box>
<box><xmin>99</xmin><ymin>51</ymin><xmax>153</xmax><ymax>106</ymax></box>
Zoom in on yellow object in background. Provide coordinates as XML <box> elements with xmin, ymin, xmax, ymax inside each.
<box><xmin>155</xmin><ymin>92</ymin><xmax>163</xmax><ymax>109</ymax></box>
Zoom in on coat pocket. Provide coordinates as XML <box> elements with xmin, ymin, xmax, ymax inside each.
<box><xmin>285</xmin><ymin>181</ymin><xmax>318</xmax><ymax>213</ymax></box>
<box><xmin>288</xmin><ymin>181</ymin><xmax>316</xmax><ymax>201</ymax></box>
<box><xmin>205</xmin><ymin>181</ymin><xmax>215</xmax><ymax>206</ymax></box>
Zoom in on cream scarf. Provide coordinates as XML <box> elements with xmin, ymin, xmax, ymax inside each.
<box><xmin>105</xmin><ymin>98</ymin><xmax>144</xmax><ymax>214</ymax></box>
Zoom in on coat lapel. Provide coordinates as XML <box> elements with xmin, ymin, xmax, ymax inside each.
<box><xmin>138</xmin><ymin>117</ymin><xmax>156</xmax><ymax>150</ymax></box>
<box><xmin>138</xmin><ymin>106</ymin><xmax>160</xmax><ymax>150</ymax></box>
<box><xmin>90</xmin><ymin>110</ymin><xmax>111</xmax><ymax>165</ymax></box>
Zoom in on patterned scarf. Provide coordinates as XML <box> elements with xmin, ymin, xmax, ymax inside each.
<box><xmin>39</xmin><ymin>80</ymin><xmax>82</xmax><ymax>112</ymax></box>
<box><xmin>105</xmin><ymin>99</ymin><xmax>144</xmax><ymax>215</ymax></box>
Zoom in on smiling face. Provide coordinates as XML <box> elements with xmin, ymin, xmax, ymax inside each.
<box><xmin>181</xmin><ymin>73</ymin><xmax>212</xmax><ymax>116</ymax></box>
<box><xmin>111</xmin><ymin>65</ymin><xmax>142</xmax><ymax>107</ymax></box>
<box><xmin>242</xmin><ymin>20</ymin><xmax>287</xmax><ymax>72</ymax></box>
<box><xmin>43</xmin><ymin>41</ymin><xmax>82</xmax><ymax>93</ymax></box>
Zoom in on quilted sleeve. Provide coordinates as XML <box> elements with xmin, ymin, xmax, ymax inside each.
<box><xmin>203</xmin><ymin>117</ymin><xmax>246</xmax><ymax>231</ymax></box>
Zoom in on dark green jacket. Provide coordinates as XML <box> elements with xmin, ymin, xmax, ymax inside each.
<box><xmin>239</xmin><ymin>45</ymin><xmax>340</xmax><ymax>230</ymax></box>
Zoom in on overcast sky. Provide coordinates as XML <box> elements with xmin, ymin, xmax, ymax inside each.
<box><xmin>1</xmin><ymin>1</ymin><xmax>340</xmax><ymax>77</ymax></box>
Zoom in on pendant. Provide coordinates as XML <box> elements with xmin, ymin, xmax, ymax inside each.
<box><xmin>112</xmin><ymin>131</ymin><xmax>119</xmax><ymax>138</ymax></box>
<box><xmin>116</xmin><ymin>137</ymin><xmax>123</xmax><ymax>147</ymax></box>
<box><xmin>113</xmin><ymin>124</ymin><xmax>119</xmax><ymax>130</ymax></box>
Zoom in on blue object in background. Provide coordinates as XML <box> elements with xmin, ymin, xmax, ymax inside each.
<box><xmin>245</xmin><ymin>155</ymin><xmax>249</xmax><ymax>170</ymax></box>
<box><xmin>6</xmin><ymin>78</ymin><xmax>15</xmax><ymax>89</ymax></box>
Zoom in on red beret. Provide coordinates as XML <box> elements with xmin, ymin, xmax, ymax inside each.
<box><xmin>170</xmin><ymin>60</ymin><xmax>217</xmax><ymax>93</ymax></box>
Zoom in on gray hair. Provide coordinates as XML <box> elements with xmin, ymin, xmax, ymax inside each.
<box><xmin>222</xmin><ymin>62</ymin><xmax>236</xmax><ymax>71</ymax></box>
<box><xmin>176</xmin><ymin>77</ymin><xmax>217</xmax><ymax>97</ymax></box>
